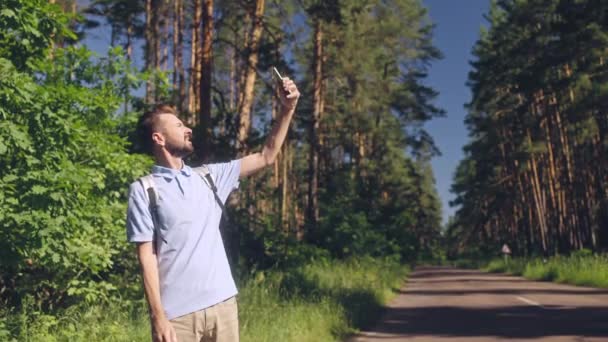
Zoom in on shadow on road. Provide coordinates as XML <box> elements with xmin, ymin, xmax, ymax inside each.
<box><xmin>408</xmin><ymin>278</ymin><xmax>529</xmax><ymax>284</ymax></box>
<box><xmin>371</xmin><ymin>305</ymin><xmax>608</xmax><ymax>339</ymax></box>
<box><xmin>351</xmin><ymin>267</ymin><xmax>608</xmax><ymax>341</ymax></box>
<box><xmin>398</xmin><ymin>288</ymin><xmax>608</xmax><ymax>296</ymax></box>
<box><xmin>408</xmin><ymin>270</ymin><xmax>488</xmax><ymax>278</ymax></box>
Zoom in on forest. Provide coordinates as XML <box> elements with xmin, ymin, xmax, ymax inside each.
<box><xmin>447</xmin><ymin>0</ymin><xmax>608</xmax><ymax>258</ymax></box>
<box><xmin>0</xmin><ymin>0</ymin><xmax>442</xmax><ymax>340</ymax></box>
<box><xmin>5</xmin><ymin>0</ymin><xmax>607</xmax><ymax>340</ymax></box>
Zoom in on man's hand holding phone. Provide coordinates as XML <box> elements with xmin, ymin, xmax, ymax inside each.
<box><xmin>273</xmin><ymin>67</ymin><xmax>300</xmax><ymax>110</ymax></box>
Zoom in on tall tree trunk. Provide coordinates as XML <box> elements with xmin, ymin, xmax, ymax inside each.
<box><xmin>126</xmin><ymin>18</ymin><xmax>133</xmax><ymax>60</ymax></box>
<box><xmin>153</xmin><ymin>1</ymin><xmax>162</xmax><ymax>102</ymax></box>
<box><xmin>236</xmin><ymin>0</ymin><xmax>265</xmax><ymax>153</ymax></box>
<box><xmin>271</xmin><ymin>96</ymin><xmax>280</xmax><ymax>188</ymax></box>
<box><xmin>145</xmin><ymin>0</ymin><xmax>155</xmax><ymax>103</ymax></box>
<box><xmin>199</xmin><ymin>0</ymin><xmax>214</xmax><ymax>161</ymax></box>
<box><xmin>281</xmin><ymin>142</ymin><xmax>291</xmax><ymax>231</ymax></box>
<box><xmin>162</xmin><ymin>6</ymin><xmax>169</xmax><ymax>72</ymax></box>
<box><xmin>236</xmin><ymin>13</ymin><xmax>250</xmax><ymax>115</ymax></box>
<box><xmin>124</xmin><ymin>15</ymin><xmax>134</xmax><ymax>114</ymax></box>
<box><xmin>539</xmin><ymin>103</ymin><xmax>563</xmax><ymax>251</ymax></box>
<box><xmin>229</xmin><ymin>40</ymin><xmax>236</xmax><ymax>110</ymax></box>
<box><xmin>173</xmin><ymin>0</ymin><xmax>185</xmax><ymax>113</ymax></box>
<box><xmin>188</xmin><ymin>0</ymin><xmax>202</xmax><ymax>123</ymax></box>
<box><xmin>527</xmin><ymin>129</ymin><xmax>550</xmax><ymax>255</ymax></box>
<box><xmin>307</xmin><ymin>19</ymin><xmax>323</xmax><ymax>229</ymax></box>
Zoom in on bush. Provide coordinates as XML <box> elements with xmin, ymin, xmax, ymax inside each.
<box><xmin>0</xmin><ymin>13</ymin><xmax>149</xmax><ymax>308</ymax></box>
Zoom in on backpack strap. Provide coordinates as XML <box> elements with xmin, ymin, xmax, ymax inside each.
<box><xmin>192</xmin><ymin>165</ymin><xmax>226</xmax><ymax>212</ymax></box>
<box><xmin>138</xmin><ymin>166</ymin><xmax>225</xmax><ymax>247</ymax></box>
<box><xmin>138</xmin><ymin>175</ymin><xmax>167</xmax><ymax>245</ymax></box>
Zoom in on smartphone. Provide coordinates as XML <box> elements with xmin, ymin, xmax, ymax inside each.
<box><xmin>272</xmin><ymin>67</ymin><xmax>288</xmax><ymax>96</ymax></box>
<box><xmin>272</xmin><ymin>67</ymin><xmax>283</xmax><ymax>83</ymax></box>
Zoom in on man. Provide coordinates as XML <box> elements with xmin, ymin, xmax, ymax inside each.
<box><xmin>126</xmin><ymin>77</ymin><xmax>300</xmax><ymax>342</ymax></box>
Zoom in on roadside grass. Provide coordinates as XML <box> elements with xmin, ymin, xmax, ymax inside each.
<box><xmin>240</xmin><ymin>256</ymin><xmax>408</xmax><ymax>341</ymax></box>
<box><xmin>0</xmin><ymin>256</ymin><xmax>408</xmax><ymax>342</ymax></box>
<box><xmin>0</xmin><ymin>299</ymin><xmax>151</xmax><ymax>342</ymax></box>
<box><xmin>448</xmin><ymin>258</ymin><xmax>488</xmax><ymax>269</ymax></box>
<box><xmin>483</xmin><ymin>252</ymin><xmax>608</xmax><ymax>288</ymax></box>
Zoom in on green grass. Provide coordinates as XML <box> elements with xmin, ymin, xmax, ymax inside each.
<box><xmin>483</xmin><ymin>252</ymin><xmax>608</xmax><ymax>288</ymax></box>
<box><xmin>0</xmin><ymin>299</ymin><xmax>151</xmax><ymax>342</ymax></box>
<box><xmin>239</xmin><ymin>256</ymin><xmax>407</xmax><ymax>341</ymax></box>
<box><xmin>1</xmin><ymin>256</ymin><xmax>408</xmax><ymax>341</ymax></box>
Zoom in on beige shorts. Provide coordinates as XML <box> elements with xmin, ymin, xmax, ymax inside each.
<box><xmin>170</xmin><ymin>296</ymin><xmax>239</xmax><ymax>342</ymax></box>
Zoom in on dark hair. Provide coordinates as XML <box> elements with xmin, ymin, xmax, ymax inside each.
<box><xmin>136</xmin><ymin>104</ymin><xmax>178</xmax><ymax>154</ymax></box>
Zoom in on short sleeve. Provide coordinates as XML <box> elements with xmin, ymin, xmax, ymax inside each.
<box><xmin>206</xmin><ymin>159</ymin><xmax>241</xmax><ymax>202</ymax></box>
<box><xmin>126</xmin><ymin>181</ymin><xmax>155</xmax><ymax>243</ymax></box>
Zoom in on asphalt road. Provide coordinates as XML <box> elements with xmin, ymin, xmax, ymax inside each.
<box><xmin>349</xmin><ymin>266</ymin><xmax>608</xmax><ymax>341</ymax></box>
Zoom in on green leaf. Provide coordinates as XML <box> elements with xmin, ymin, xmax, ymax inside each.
<box><xmin>31</xmin><ymin>185</ymin><xmax>47</xmax><ymax>194</ymax></box>
<box><xmin>0</xmin><ymin>9</ymin><xmax>16</xmax><ymax>18</ymax></box>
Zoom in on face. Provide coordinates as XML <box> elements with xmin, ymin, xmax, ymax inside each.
<box><xmin>153</xmin><ymin>114</ymin><xmax>193</xmax><ymax>157</ymax></box>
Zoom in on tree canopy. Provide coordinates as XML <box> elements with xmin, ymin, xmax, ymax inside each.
<box><xmin>448</xmin><ymin>0</ymin><xmax>608</xmax><ymax>258</ymax></box>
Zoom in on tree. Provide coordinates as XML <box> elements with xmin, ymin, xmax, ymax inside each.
<box><xmin>199</xmin><ymin>0</ymin><xmax>214</xmax><ymax>161</ymax></box>
<box><xmin>1</xmin><ymin>0</ymin><xmax>149</xmax><ymax>307</ymax></box>
<box><xmin>75</xmin><ymin>0</ymin><xmax>446</xmax><ymax>268</ymax></box>
<box><xmin>236</xmin><ymin>0</ymin><xmax>265</xmax><ymax>152</ymax></box>
<box><xmin>83</xmin><ymin>0</ymin><xmax>145</xmax><ymax>60</ymax></box>
<box><xmin>304</xmin><ymin>0</ymin><xmax>340</xmax><ymax>229</ymax></box>
<box><xmin>450</xmin><ymin>0</ymin><xmax>608</xmax><ymax>257</ymax></box>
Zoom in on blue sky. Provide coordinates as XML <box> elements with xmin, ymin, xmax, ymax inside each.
<box><xmin>421</xmin><ymin>0</ymin><xmax>491</xmax><ymax>224</ymax></box>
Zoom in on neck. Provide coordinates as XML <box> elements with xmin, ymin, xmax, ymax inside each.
<box><xmin>154</xmin><ymin>150</ymin><xmax>184</xmax><ymax>170</ymax></box>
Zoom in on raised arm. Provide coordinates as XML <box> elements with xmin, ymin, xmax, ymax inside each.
<box><xmin>240</xmin><ymin>77</ymin><xmax>300</xmax><ymax>178</ymax></box>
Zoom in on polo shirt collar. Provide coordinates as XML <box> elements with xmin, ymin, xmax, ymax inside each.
<box><xmin>152</xmin><ymin>163</ymin><xmax>193</xmax><ymax>180</ymax></box>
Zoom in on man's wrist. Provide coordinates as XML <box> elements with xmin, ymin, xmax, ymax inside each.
<box><xmin>281</xmin><ymin>102</ymin><xmax>298</xmax><ymax>112</ymax></box>
<box><xmin>150</xmin><ymin>310</ymin><xmax>168</xmax><ymax>323</ymax></box>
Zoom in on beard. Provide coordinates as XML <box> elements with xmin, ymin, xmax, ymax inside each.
<box><xmin>166</xmin><ymin>137</ymin><xmax>194</xmax><ymax>158</ymax></box>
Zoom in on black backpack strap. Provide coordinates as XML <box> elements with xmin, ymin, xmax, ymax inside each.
<box><xmin>193</xmin><ymin>165</ymin><xmax>225</xmax><ymax>212</ymax></box>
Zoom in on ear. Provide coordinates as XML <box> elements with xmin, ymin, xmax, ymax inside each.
<box><xmin>152</xmin><ymin>132</ymin><xmax>165</xmax><ymax>147</ymax></box>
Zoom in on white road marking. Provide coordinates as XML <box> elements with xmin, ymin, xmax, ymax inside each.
<box><xmin>516</xmin><ymin>296</ymin><xmax>543</xmax><ymax>308</ymax></box>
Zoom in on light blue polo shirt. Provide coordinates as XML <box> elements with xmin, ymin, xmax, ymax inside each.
<box><xmin>126</xmin><ymin>160</ymin><xmax>241</xmax><ymax>320</ymax></box>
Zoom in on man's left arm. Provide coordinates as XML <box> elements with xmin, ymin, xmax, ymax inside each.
<box><xmin>240</xmin><ymin>77</ymin><xmax>300</xmax><ymax>178</ymax></box>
